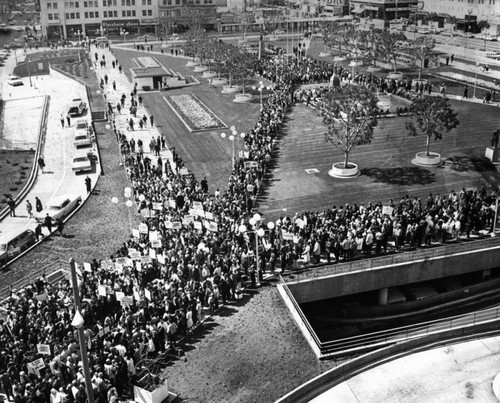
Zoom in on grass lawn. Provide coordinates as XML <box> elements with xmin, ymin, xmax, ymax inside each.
<box><xmin>0</xmin><ymin>149</ymin><xmax>35</xmax><ymax>210</ymax></box>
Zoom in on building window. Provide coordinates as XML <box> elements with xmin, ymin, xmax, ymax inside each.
<box><xmin>89</xmin><ymin>11</ymin><xmax>94</xmax><ymax>17</ymax></box>
<box><xmin>122</xmin><ymin>10</ymin><xmax>126</xmax><ymax>16</ymax></box>
<box><xmin>95</xmin><ymin>11</ymin><xmax>99</xmax><ymax>17</ymax></box>
<box><xmin>103</xmin><ymin>10</ymin><xmax>107</xmax><ymax>17</ymax></box>
<box><xmin>75</xmin><ymin>1</ymin><xmax>79</xmax><ymax>7</ymax></box>
<box><xmin>47</xmin><ymin>3</ymin><xmax>52</xmax><ymax>8</ymax></box>
<box><xmin>66</xmin><ymin>13</ymin><xmax>70</xmax><ymax>19</ymax></box>
<box><xmin>48</xmin><ymin>13</ymin><xmax>53</xmax><ymax>19</ymax></box>
<box><xmin>148</xmin><ymin>0</ymin><xmax>151</xmax><ymax>4</ymax></box>
<box><xmin>114</xmin><ymin>10</ymin><xmax>118</xmax><ymax>16</ymax></box>
<box><xmin>148</xmin><ymin>9</ymin><xmax>152</xmax><ymax>15</ymax></box>
<box><xmin>84</xmin><ymin>11</ymin><xmax>89</xmax><ymax>17</ymax></box>
<box><xmin>142</xmin><ymin>9</ymin><xmax>146</xmax><ymax>15</ymax></box>
<box><xmin>76</xmin><ymin>12</ymin><xmax>80</xmax><ymax>17</ymax></box>
<box><xmin>83</xmin><ymin>1</ymin><xmax>87</xmax><ymax>6</ymax></box>
<box><xmin>53</xmin><ymin>2</ymin><xmax>58</xmax><ymax>8</ymax></box>
<box><xmin>175</xmin><ymin>0</ymin><xmax>180</xmax><ymax>4</ymax></box>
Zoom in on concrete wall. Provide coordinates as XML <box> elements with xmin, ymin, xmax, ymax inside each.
<box><xmin>288</xmin><ymin>246</ymin><xmax>500</xmax><ymax>304</ymax></box>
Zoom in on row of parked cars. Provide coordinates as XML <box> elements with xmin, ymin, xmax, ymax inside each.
<box><xmin>67</xmin><ymin>98</ymin><xmax>96</xmax><ymax>174</ymax></box>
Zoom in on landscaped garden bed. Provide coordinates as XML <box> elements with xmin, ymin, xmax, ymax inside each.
<box><xmin>0</xmin><ymin>150</ymin><xmax>35</xmax><ymax>210</ymax></box>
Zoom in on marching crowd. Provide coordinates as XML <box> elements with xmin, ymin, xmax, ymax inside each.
<box><xmin>0</xmin><ymin>41</ymin><xmax>498</xmax><ymax>403</ymax></box>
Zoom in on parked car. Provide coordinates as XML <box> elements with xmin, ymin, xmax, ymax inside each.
<box><xmin>74</xmin><ymin>131</ymin><xmax>93</xmax><ymax>149</ymax></box>
<box><xmin>68</xmin><ymin>98</ymin><xmax>87</xmax><ymax>117</ymax></box>
<box><xmin>0</xmin><ymin>229</ymin><xmax>36</xmax><ymax>267</ymax></box>
<box><xmin>169</xmin><ymin>34</ymin><xmax>180</xmax><ymax>41</ymax></box>
<box><xmin>71</xmin><ymin>152</ymin><xmax>92</xmax><ymax>173</ymax></box>
<box><xmin>74</xmin><ymin>119</ymin><xmax>89</xmax><ymax>133</ymax></box>
<box><xmin>35</xmin><ymin>195</ymin><xmax>82</xmax><ymax>223</ymax></box>
<box><xmin>8</xmin><ymin>78</ymin><xmax>23</xmax><ymax>86</ymax></box>
<box><xmin>274</xmin><ymin>29</ymin><xmax>285</xmax><ymax>35</ymax></box>
<box><xmin>138</xmin><ymin>34</ymin><xmax>156</xmax><ymax>41</ymax></box>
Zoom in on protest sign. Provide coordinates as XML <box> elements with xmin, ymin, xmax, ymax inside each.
<box><xmin>37</xmin><ymin>344</ymin><xmax>51</xmax><ymax>356</ymax></box>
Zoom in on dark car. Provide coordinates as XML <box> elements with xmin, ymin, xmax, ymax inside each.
<box><xmin>68</xmin><ymin>98</ymin><xmax>87</xmax><ymax>117</ymax></box>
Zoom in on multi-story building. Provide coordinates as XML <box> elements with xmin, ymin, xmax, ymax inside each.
<box><xmin>349</xmin><ymin>0</ymin><xmax>418</xmax><ymax>21</ymax></box>
<box><xmin>40</xmin><ymin>0</ymin><xmax>159</xmax><ymax>41</ymax></box>
<box><xmin>157</xmin><ymin>0</ymin><xmax>226</xmax><ymax>32</ymax></box>
<box><xmin>423</xmin><ymin>0</ymin><xmax>500</xmax><ymax>34</ymax></box>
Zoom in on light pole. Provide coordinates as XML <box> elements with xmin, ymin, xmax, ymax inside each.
<box><xmin>69</xmin><ymin>258</ymin><xmax>95</xmax><ymax>403</ymax></box>
<box><xmin>111</xmin><ymin>187</ymin><xmax>135</xmax><ymax>232</ymax></box>
<box><xmin>221</xmin><ymin>126</ymin><xmax>246</xmax><ymax>168</ymax></box>
<box><xmin>76</xmin><ymin>29</ymin><xmax>81</xmax><ymax>43</ymax></box>
<box><xmin>473</xmin><ymin>62</ymin><xmax>480</xmax><ymax>98</ymax></box>
<box><xmin>121</xmin><ymin>29</ymin><xmax>129</xmax><ymax>43</ymax></box>
<box><xmin>492</xmin><ymin>188</ymin><xmax>499</xmax><ymax>237</ymax></box>
<box><xmin>252</xmin><ymin>81</ymin><xmax>271</xmax><ymax>110</ymax></box>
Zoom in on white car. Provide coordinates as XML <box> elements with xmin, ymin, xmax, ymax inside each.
<box><xmin>35</xmin><ymin>195</ymin><xmax>82</xmax><ymax>223</ymax></box>
<box><xmin>72</xmin><ymin>152</ymin><xmax>92</xmax><ymax>173</ymax></box>
<box><xmin>74</xmin><ymin>131</ymin><xmax>93</xmax><ymax>149</ymax></box>
<box><xmin>274</xmin><ymin>29</ymin><xmax>285</xmax><ymax>35</ymax></box>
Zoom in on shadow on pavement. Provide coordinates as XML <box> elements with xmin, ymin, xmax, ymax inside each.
<box><xmin>361</xmin><ymin>166</ymin><xmax>436</xmax><ymax>186</ymax></box>
<box><xmin>443</xmin><ymin>155</ymin><xmax>495</xmax><ymax>172</ymax></box>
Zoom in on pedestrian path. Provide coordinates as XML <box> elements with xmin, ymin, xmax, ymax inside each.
<box><xmin>90</xmin><ymin>46</ymin><xmax>174</xmax><ymax>167</ymax></box>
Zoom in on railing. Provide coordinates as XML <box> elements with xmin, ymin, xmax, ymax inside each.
<box><xmin>0</xmin><ymin>259</ymin><xmax>67</xmax><ymax>302</ymax></box>
<box><xmin>320</xmin><ymin>305</ymin><xmax>500</xmax><ymax>357</ymax></box>
<box><xmin>281</xmin><ymin>236</ymin><xmax>500</xmax><ymax>284</ymax></box>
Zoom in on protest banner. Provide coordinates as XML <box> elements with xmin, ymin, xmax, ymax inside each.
<box><xmin>27</xmin><ymin>358</ymin><xmax>45</xmax><ymax>377</ymax></box>
<box><xmin>132</xmin><ymin>229</ymin><xmax>140</xmax><ymax>239</ymax></box>
<box><xmin>37</xmin><ymin>344</ymin><xmax>51</xmax><ymax>356</ymax></box>
<box><xmin>139</xmin><ymin>223</ymin><xmax>149</xmax><ymax>234</ymax></box>
<box><xmin>98</xmin><ymin>285</ymin><xmax>107</xmax><ymax>297</ymax></box>
<box><xmin>382</xmin><ymin>206</ymin><xmax>394</xmax><ymax>216</ymax></box>
<box><xmin>115</xmin><ymin>291</ymin><xmax>125</xmax><ymax>302</ymax></box>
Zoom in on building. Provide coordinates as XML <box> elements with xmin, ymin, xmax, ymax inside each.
<box><xmin>157</xmin><ymin>0</ymin><xmax>226</xmax><ymax>32</ymax></box>
<box><xmin>39</xmin><ymin>0</ymin><xmax>159</xmax><ymax>41</ymax></box>
<box><xmin>423</xmin><ymin>0</ymin><xmax>500</xmax><ymax>35</ymax></box>
<box><xmin>349</xmin><ymin>0</ymin><xmax>418</xmax><ymax>21</ymax></box>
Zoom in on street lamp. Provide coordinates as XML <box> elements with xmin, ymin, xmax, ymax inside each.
<box><xmin>252</xmin><ymin>81</ymin><xmax>271</xmax><ymax>110</ymax></box>
<box><xmin>473</xmin><ymin>62</ymin><xmax>480</xmax><ymax>98</ymax></box>
<box><xmin>69</xmin><ymin>258</ymin><xmax>95</xmax><ymax>403</ymax></box>
<box><xmin>111</xmin><ymin>187</ymin><xmax>135</xmax><ymax>231</ymax></box>
<box><xmin>221</xmin><ymin>126</ymin><xmax>246</xmax><ymax>168</ymax></box>
<box><xmin>121</xmin><ymin>29</ymin><xmax>129</xmax><ymax>43</ymax></box>
<box><xmin>492</xmin><ymin>189</ymin><xmax>499</xmax><ymax>237</ymax></box>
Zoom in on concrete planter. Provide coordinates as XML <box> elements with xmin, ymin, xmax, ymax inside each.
<box><xmin>319</xmin><ymin>51</ymin><xmax>332</xmax><ymax>57</ymax></box>
<box><xmin>333</xmin><ymin>56</ymin><xmax>346</xmax><ymax>62</ymax></box>
<box><xmin>412</xmin><ymin>152</ymin><xmax>442</xmax><ymax>167</ymax></box>
<box><xmin>186</xmin><ymin>60</ymin><xmax>200</xmax><ymax>67</ymax></box>
<box><xmin>210</xmin><ymin>78</ymin><xmax>227</xmax><ymax>86</ymax></box>
<box><xmin>193</xmin><ymin>65</ymin><xmax>208</xmax><ymax>73</ymax></box>
<box><xmin>367</xmin><ymin>66</ymin><xmax>382</xmax><ymax>72</ymax></box>
<box><xmin>233</xmin><ymin>93</ymin><xmax>252</xmax><ymax>103</ymax></box>
<box><xmin>388</xmin><ymin>72</ymin><xmax>404</xmax><ymax>80</ymax></box>
<box><xmin>202</xmin><ymin>71</ymin><xmax>217</xmax><ymax>78</ymax></box>
<box><xmin>221</xmin><ymin>85</ymin><xmax>240</xmax><ymax>94</ymax></box>
<box><xmin>328</xmin><ymin>162</ymin><xmax>360</xmax><ymax>178</ymax></box>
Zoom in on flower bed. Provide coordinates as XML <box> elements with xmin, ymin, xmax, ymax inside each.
<box><xmin>164</xmin><ymin>94</ymin><xmax>227</xmax><ymax>132</ymax></box>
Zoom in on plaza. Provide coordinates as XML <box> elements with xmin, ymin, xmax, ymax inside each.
<box><xmin>1</xmin><ymin>20</ymin><xmax>500</xmax><ymax>403</ymax></box>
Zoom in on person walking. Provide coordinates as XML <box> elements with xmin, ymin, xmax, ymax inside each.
<box><xmin>56</xmin><ymin>218</ymin><xmax>65</xmax><ymax>236</ymax></box>
<box><xmin>7</xmin><ymin>197</ymin><xmax>15</xmax><ymax>217</ymax></box>
<box><xmin>150</xmin><ymin>115</ymin><xmax>154</xmax><ymax>126</ymax></box>
<box><xmin>113</xmin><ymin>80</ymin><xmax>116</xmax><ymax>91</ymax></box>
<box><xmin>35</xmin><ymin>223</ymin><xmax>43</xmax><ymax>241</ymax></box>
<box><xmin>85</xmin><ymin>176</ymin><xmax>92</xmax><ymax>194</ymax></box>
<box><xmin>26</xmin><ymin>200</ymin><xmax>33</xmax><ymax>218</ymax></box>
<box><xmin>35</xmin><ymin>196</ymin><xmax>43</xmax><ymax>213</ymax></box>
<box><xmin>463</xmin><ymin>85</ymin><xmax>468</xmax><ymax>100</ymax></box>
<box><xmin>38</xmin><ymin>156</ymin><xmax>46</xmax><ymax>173</ymax></box>
<box><xmin>60</xmin><ymin>113</ymin><xmax>65</xmax><ymax>128</ymax></box>
<box><xmin>44</xmin><ymin>213</ymin><xmax>53</xmax><ymax>233</ymax></box>
<box><xmin>491</xmin><ymin>129</ymin><xmax>500</xmax><ymax>148</ymax></box>
<box><xmin>66</xmin><ymin>113</ymin><xmax>71</xmax><ymax>127</ymax></box>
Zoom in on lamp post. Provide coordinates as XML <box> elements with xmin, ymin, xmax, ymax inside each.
<box><xmin>221</xmin><ymin>126</ymin><xmax>246</xmax><ymax>168</ymax></box>
<box><xmin>473</xmin><ymin>62</ymin><xmax>480</xmax><ymax>98</ymax></box>
<box><xmin>69</xmin><ymin>258</ymin><xmax>95</xmax><ymax>403</ymax></box>
<box><xmin>76</xmin><ymin>29</ymin><xmax>81</xmax><ymax>43</ymax></box>
<box><xmin>121</xmin><ymin>29</ymin><xmax>129</xmax><ymax>43</ymax></box>
<box><xmin>492</xmin><ymin>188</ymin><xmax>499</xmax><ymax>237</ymax></box>
<box><xmin>239</xmin><ymin>214</ymin><xmax>275</xmax><ymax>287</ymax></box>
<box><xmin>111</xmin><ymin>187</ymin><xmax>135</xmax><ymax>232</ymax></box>
<box><xmin>252</xmin><ymin>81</ymin><xmax>271</xmax><ymax>110</ymax></box>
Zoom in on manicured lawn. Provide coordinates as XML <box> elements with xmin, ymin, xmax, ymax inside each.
<box><xmin>0</xmin><ymin>149</ymin><xmax>35</xmax><ymax>210</ymax></box>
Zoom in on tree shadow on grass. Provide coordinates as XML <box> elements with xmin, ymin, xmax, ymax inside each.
<box><xmin>361</xmin><ymin>166</ymin><xmax>436</xmax><ymax>186</ymax></box>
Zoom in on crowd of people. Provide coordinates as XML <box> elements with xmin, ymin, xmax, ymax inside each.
<box><xmin>0</xmin><ymin>39</ymin><xmax>498</xmax><ymax>403</ymax></box>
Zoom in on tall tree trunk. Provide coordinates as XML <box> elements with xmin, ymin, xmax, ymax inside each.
<box><xmin>344</xmin><ymin>151</ymin><xmax>349</xmax><ymax>168</ymax></box>
<box><xmin>229</xmin><ymin>73</ymin><xmax>232</xmax><ymax>87</ymax></box>
<box><xmin>426</xmin><ymin>134</ymin><xmax>431</xmax><ymax>156</ymax></box>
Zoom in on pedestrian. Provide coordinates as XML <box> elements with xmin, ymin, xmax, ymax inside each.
<box><xmin>440</xmin><ymin>83</ymin><xmax>446</xmax><ymax>97</ymax></box>
<box><xmin>116</xmin><ymin>103</ymin><xmax>121</xmax><ymax>114</ymax></box>
<box><xmin>130</xmin><ymin>138</ymin><xmax>136</xmax><ymax>153</ymax></box>
<box><xmin>38</xmin><ymin>156</ymin><xmax>46</xmax><ymax>173</ymax></box>
<box><xmin>138</xmin><ymin>95</ymin><xmax>142</xmax><ymax>105</ymax></box>
<box><xmin>104</xmin><ymin>74</ymin><xmax>108</xmax><ymax>85</ymax></box>
<box><xmin>463</xmin><ymin>85</ymin><xmax>468</xmax><ymax>99</ymax></box>
<box><xmin>450</xmin><ymin>54</ymin><xmax>454</xmax><ymax>63</ymax></box>
<box><xmin>150</xmin><ymin>115</ymin><xmax>154</xmax><ymax>126</ymax></box>
<box><xmin>85</xmin><ymin>175</ymin><xmax>92</xmax><ymax>194</ymax></box>
<box><xmin>129</xmin><ymin>118</ymin><xmax>134</xmax><ymax>131</ymax></box>
<box><xmin>142</xmin><ymin>115</ymin><xmax>147</xmax><ymax>127</ymax></box>
<box><xmin>26</xmin><ymin>200</ymin><xmax>33</xmax><ymax>218</ymax></box>
<box><xmin>60</xmin><ymin>113</ymin><xmax>65</xmax><ymax>128</ymax></box>
<box><xmin>119</xmin><ymin>65</ymin><xmax>122</xmax><ymax>73</ymax></box>
<box><xmin>66</xmin><ymin>113</ymin><xmax>71</xmax><ymax>127</ymax></box>
<box><xmin>0</xmin><ymin>371</ymin><xmax>14</xmax><ymax>401</ymax></box>
<box><xmin>35</xmin><ymin>223</ymin><xmax>43</xmax><ymax>241</ymax></box>
<box><xmin>35</xmin><ymin>196</ymin><xmax>42</xmax><ymax>212</ymax></box>
<box><xmin>56</xmin><ymin>218</ymin><xmax>65</xmax><ymax>236</ymax></box>
<box><xmin>113</xmin><ymin>80</ymin><xmax>116</xmax><ymax>91</ymax></box>
<box><xmin>44</xmin><ymin>213</ymin><xmax>53</xmax><ymax>233</ymax></box>
<box><xmin>491</xmin><ymin>129</ymin><xmax>500</xmax><ymax>148</ymax></box>
<box><xmin>139</xmin><ymin>119</ymin><xmax>144</xmax><ymax>130</ymax></box>
<box><xmin>7</xmin><ymin>197</ymin><xmax>15</xmax><ymax>217</ymax></box>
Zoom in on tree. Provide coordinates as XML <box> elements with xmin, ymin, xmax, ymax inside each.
<box><xmin>365</xmin><ymin>28</ymin><xmax>383</xmax><ymax>66</ymax></box>
<box><xmin>211</xmin><ymin>41</ymin><xmax>231</xmax><ymax>80</ymax></box>
<box><xmin>404</xmin><ymin>36</ymin><xmax>437</xmax><ymax>81</ymax></box>
<box><xmin>227</xmin><ymin>46</ymin><xmax>256</xmax><ymax>94</ymax></box>
<box><xmin>379</xmin><ymin>30</ymin><xmax>407</xmax><ymax>73</ymax></box>
<box><xmin>477</xmin><ymin>20</ymin><xmax>491</xmax><ymax>51</ymax></box>
<box><xmin>322</xmin><ymin>85</ymin><xmax>379</xmax><ymax>168</ymax></box>
<box><xmin>183</xmin><ymin>28</ymin><xmax>205</xmax><ymax>61</ymax></box>
<box><xmin>322</xmin><ymin>23</ymin><xmax>349</xmax><ymax>56</ymax></box>
<box><xmin>405</xmin><ymin>95</ymin><xmax>460</xmax><ymax>156</ymax></box>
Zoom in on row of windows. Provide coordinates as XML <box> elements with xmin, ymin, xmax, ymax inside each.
<box><xmin>103</xmin><ymin>10</ymin><xmax>118</xmax><ymax>17</ymax></box>
<box><xmin>47</xmin><ymin>9</ymin><xmax>156</xmax><ymax>19</ymax></box>
<box><xmin>46</xmin><ymin>2</ymin><xmax>58</xmax><ymax>9</ymax></box>
<box><xmin>161</xmin><ymin>0</ymin><xmax>213</xmax><ymax>4</ymax></box>
<box><xmin>47</xmin><ymin>13</ymin><xmax>59</xmax><ymax>20</ymax></box>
